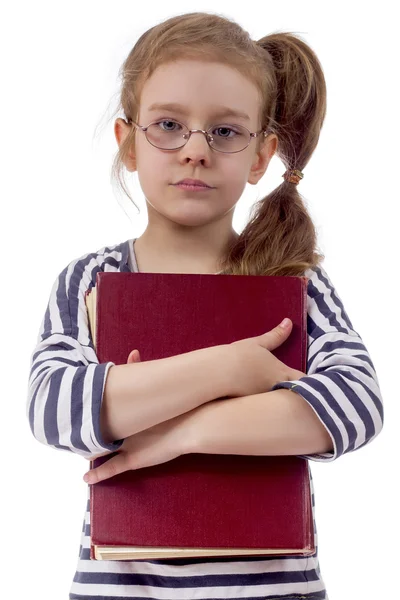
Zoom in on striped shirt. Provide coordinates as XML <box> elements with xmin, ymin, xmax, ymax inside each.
<box><xmin>26</xmin><ymin>237</ymin><xmax>384</xmax><ymax>600</ymax></box>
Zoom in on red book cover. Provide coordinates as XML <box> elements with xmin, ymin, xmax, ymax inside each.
<box><xmin>88</xmin><ymin>272</ymin><xmax>314</xmax><ymax>560</ymax></box>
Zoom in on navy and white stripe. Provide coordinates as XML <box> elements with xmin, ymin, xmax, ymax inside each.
<box><xmin>26</xmin><ymin>238</ymin><xmax>384</xmax><ymax>599</ymax></box>
<box><xmin>271</xmin><ymin>262</ymin><xmax>384</xmax><ymax>462</ymax></box>
<box><xmin>27</xmin><ymin>242</ymin><xmax>131</xmax><ymax>457</ymax></box>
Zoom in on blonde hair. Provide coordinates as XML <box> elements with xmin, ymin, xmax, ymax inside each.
<box><xmin>108</xmin><ymin>11</ymin><xmax>327</xmax><ymax>276</ymax></box>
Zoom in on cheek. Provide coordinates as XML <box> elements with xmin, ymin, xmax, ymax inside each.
<box><xmin>137</xmin><ymin>150</ymin><xmax>175</xmax><ymax>185</ymax></box>
<box><xmin>223</xmin><ymin>164</ymin><xmax>249</xmax><ymax>190</ymax></box>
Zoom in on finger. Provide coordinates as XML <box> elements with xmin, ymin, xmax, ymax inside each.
<box><xmin>127</xmin><ymin>349</ymin><xmax>141</xmax><ymax>364</ymax></box>
<box><xmin>83</xmin><ymin>453</ymin><xmax>130</xmax><ymax>484</ymax></box>
<box><xmin>258</xmin><ymin>319</ymin><xmax>293</xmax><ymax>350</ymax></box>
<box><xmin>127</xmin><ymin>349</ymin><xmax>137</xmax><ymax>363</ymax></box>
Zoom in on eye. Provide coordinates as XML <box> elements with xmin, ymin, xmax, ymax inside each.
<box><xmin>156</xmin><ymin>120</ymin><xmax>182</xmax><ymax>131</ymax></box>
<box><xmin>212</xmin><ymin>125</ymin><xmax>242</xmax><ymax>138</ymax></box>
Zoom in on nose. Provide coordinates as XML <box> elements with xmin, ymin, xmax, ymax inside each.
<box><xmin>179</xmin><ymin>129</ymin><xmax>212</xmax><ymax>162</ymax></box>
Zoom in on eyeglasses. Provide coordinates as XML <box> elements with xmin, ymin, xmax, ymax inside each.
<box><xmin>126</xmin><ymin>118</ymin><xmax>269</xmax><ymax>154</ymax></box>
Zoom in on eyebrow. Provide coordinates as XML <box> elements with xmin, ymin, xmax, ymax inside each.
<box><xmin>147</xmin><ymin>102</ymin><xmax>251</xmax><ymax>122</ymax></box>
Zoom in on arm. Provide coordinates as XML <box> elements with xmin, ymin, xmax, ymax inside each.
<box><xmin>84</xmin><ymin>385</ymin><xmax>333</xmax><ymax>484</ymax></box>
<box><xmin>185</xmin><ymin>265</ymin><xmax>384</xmax><ymax>462</ymax></box>
<box><xmin>27</xmin><ymin>254</ymin><xmax>122</xmax><ymax>459</ymax></box>
<box><xmin>184</xmin><ymin>388</ymin><xmax>334</xmax><ymax>456</ymax></box>
<box><xmin>100</xmin><ymin>344</ymin><xmax>230</xmax><ymax>443</ymax></box>
<box><xmin>27</xmin><ymin>250</ymin><xmax>231</xmax><ymax>460</ymax></box>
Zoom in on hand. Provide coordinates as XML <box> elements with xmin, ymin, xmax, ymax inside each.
<box><xmin>83</xmin><ymin>349</ymin><xmax>191</xmax><ymax>485</ymax></box>
<box><xmin>227</xmin><ymin>319</ymin><xmax>306</xmax><ymax>397</ymax></box>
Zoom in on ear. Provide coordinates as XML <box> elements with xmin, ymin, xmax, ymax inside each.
<box><xmin>247</xmin><ymin>133</ymin><xmax>278</xmax><ymax>185</ymax></box>
<box><xmin>114</xmin><ymin>118</ymin><xmax>137</xmax><ymax>172</ymax></box>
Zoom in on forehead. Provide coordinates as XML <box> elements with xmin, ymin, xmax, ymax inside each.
<box><xmin>140</xmin><ymin>60</ymin><xmax>261</xmax><ymax>120</ymax></box>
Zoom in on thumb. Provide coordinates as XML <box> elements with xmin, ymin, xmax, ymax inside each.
<box><xmin>84</xmin><ymin>452</ymin><xmax>129</xmax><ymax>484</ymax></box>
<box><xmin>127</xmin><ymin>349</ymin><xmax>141</xmax><ymax>364</ymax></box>
<box><xmin>259</xmin><ymin>318</ymin><xmax>293</xmax><ymax>351</ymax></box>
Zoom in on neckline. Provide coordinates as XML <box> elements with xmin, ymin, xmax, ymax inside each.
<box><xmin>130</xmin><ymin>238</ymin><xmax>223</xmax><ymax>275</ymax></box>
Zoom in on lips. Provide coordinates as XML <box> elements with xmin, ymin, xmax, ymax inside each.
<box><xmin>175</xmin><ymin>179</ymin><xmax>212</xmax><ymax>188</ymax></box>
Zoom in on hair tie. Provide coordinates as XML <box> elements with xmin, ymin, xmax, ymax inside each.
<box><xmin>282</xmin><ymin>169</ymin><xmax>304</xmax><ymax>185</ymax></box>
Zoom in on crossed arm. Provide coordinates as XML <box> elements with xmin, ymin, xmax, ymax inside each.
<box><xmin>84</xmin><ymin>387</ymin><xmax>333</xmax><ymax>484</ymax></box>
<box><xmin>182</xmin><ymin>387</ymin><xmax>334</xmax><ymax>456</ymax></box>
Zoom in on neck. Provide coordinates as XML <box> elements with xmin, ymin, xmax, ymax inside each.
<box><xmin>133</xmin><ymin>228</ymin><xmax>239</xmax><ymax>274</ymax></box>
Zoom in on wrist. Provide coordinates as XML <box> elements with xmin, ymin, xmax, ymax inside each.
<box><xmin>180</xmin><ymin>400</ymin><xmax>212</xmax><ymax>454</ymax></box>
<box><xmin>290</xmin><ymin>370</ymin><xmax>307</xmax><ymax>380</ymax></box>
<box><xmin>209</xmin><ymin>343</ymin><xmax>236</xmax><ymax>398</ymax></box>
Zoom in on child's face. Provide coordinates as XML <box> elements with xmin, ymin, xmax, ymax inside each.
<box><xmin>116</xmin><ymin>59</ymin><xmax>277</xmax><ymax>229</ymax></box>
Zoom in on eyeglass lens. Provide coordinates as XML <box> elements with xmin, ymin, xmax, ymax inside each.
<box><xmin>145</xmin><ymin>120</ymin><xmax>251</xmax><ymax>152</ymax></box>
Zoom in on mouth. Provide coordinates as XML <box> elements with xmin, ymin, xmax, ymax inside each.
<box><xmin>173</xmin><ymin>183</ymin><xmax>214</xmax><ymax>191</ymax></box>
<box><xmin>173</xmin><ymin>178</ymin><xmax>214</xmax><ymax>188</ymax></box>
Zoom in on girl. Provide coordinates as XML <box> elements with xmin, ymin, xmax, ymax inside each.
<box><xmin>26</xmin><ymin>11</ymin><xmax>384</xmax><ymax>600</ymax></box>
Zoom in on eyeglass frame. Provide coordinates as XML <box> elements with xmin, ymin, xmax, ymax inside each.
<box><xmin>125</xmin><ymin>118</ymin><xmax>270</xmax><ymax>154</ymax></box>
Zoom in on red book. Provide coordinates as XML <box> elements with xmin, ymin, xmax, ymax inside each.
<box><xmin>85</xmin><ymin>272</ymin><xmax>314</xmax><ymax>560</ymax></box>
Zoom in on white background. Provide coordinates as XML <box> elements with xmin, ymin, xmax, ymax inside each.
<box><xmin>1</xmin><ymin>2</ymin><xmax>398</xmax><ymax>599</ymax></box>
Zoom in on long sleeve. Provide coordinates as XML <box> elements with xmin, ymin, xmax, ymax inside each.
<box><xmin>26</xmin><ymin>247</ymin><xmax>126</xmax><ymax>459</ymax></box>
<box><xmin>271</xmin><ymin>265</ymin><xmax>384</xmax><ymax>462</ymax></box>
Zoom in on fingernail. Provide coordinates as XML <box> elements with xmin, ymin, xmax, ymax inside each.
<box><xmin>280</xmin><ymin>318</ymin><xmax>291</xmax><ymax>328</ymax></box>
<box><xmin>83</xmin><ymin>473</ymin><xmax>91</xmax><ymax>483</ymax></box>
